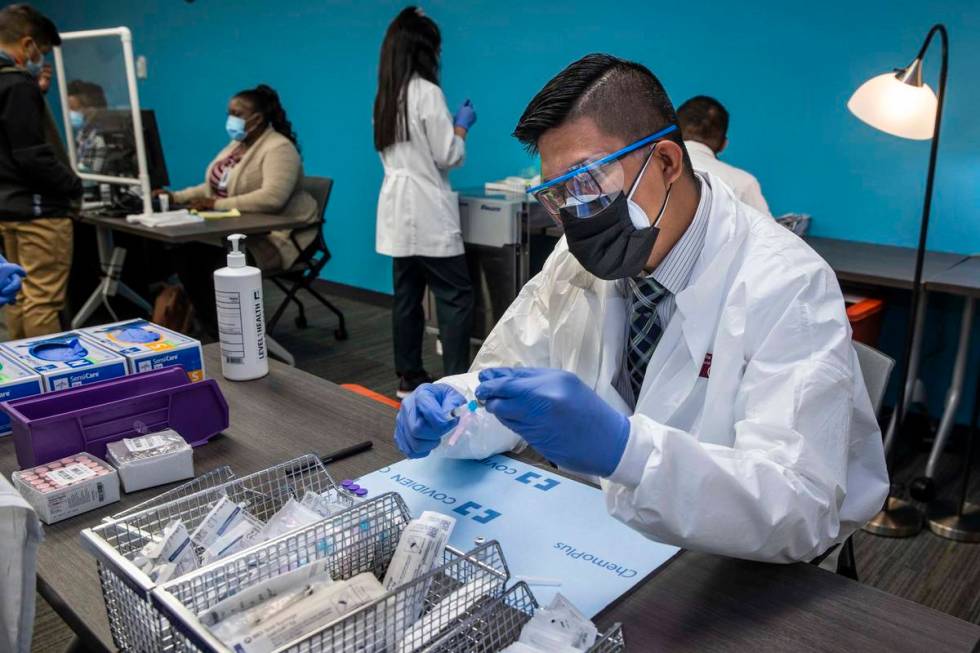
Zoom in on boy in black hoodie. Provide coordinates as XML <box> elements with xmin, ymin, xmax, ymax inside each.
<box><xmin>0</xmin><ymin>3</ymin><xmax>80</xmax><ymax>337</ymax></box>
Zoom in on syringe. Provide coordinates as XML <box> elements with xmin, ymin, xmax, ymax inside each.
<box><xmin>447</xmin><ymin>399</ymin><xmax>484</xmax><ymax>420</ymax></box>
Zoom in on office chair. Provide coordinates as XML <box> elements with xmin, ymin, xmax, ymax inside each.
<box><xmin>837</xmin><ymin>341</ymin><xmax>896</xmax><ymax>580</ymax></box>
<box><xmin>265</xmin><ymin>176</ymin><xmax>348</xmax><ymax>340</ymax></box>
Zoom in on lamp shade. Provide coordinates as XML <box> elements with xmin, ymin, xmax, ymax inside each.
<box><xmin>847</xmin><ymin>72</ymin><xmax>937</xmax><ymax>140</ymax></box>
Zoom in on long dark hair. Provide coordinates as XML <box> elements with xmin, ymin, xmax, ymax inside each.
<box><xmin>234</xmin><ymin>84</ymin><xmax>299</xmax><ymax>150</ymax></box>
<box><xmin>373</xmin><ymin>7</ymin><xmax>441</xmax><ymax>152</ymax></box>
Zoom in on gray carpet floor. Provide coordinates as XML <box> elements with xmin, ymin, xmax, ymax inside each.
<box><xmin>27</xmin><ymin>281</ymin><xmax>980</xmax><ymax>650</ymax></box>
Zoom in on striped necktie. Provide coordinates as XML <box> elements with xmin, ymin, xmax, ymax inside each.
<box><xmin>625</xmin><ymin>277</ymin><xmax>669</xmax><ymax>399</ymax></box>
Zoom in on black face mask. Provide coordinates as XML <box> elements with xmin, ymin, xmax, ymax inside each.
<box><xmin>559</xmin><ymin>192</ymin><xmax>661</xmax><ymax>280</ymax></box>
<box><xmin>558</xmin><ymin>143</ymin><xmax>671</xmax><ymax>280</ymax></box>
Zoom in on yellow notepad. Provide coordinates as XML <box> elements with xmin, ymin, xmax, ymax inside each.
<box><xmin>193</xmin><ymin>209</ymin><xmax>241</xmax><ymax>220</ymax></box>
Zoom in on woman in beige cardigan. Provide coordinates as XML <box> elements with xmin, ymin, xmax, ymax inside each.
<box><xmin>156</xmin><ymin>84</ymin><xmax>317</xmax><ymax>335</ymax></box>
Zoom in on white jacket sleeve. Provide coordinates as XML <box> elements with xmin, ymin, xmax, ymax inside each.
<box><xmin>604</xmin><ymin>265</ymin><xmax>872</xmax><ymax>563</ymax></box>
<box><xmin>419</xmin><ymin>83</ymin><xmax>465</xmax><ymax>170</ymax></box>
<box><xmin>433</xmin><ymin>244</ymin><xmax>572</xmax><ymax>459</ymax></box>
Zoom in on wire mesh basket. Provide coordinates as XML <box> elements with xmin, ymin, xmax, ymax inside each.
<box><xmin>151</xmin><ymin>492</ymin><xmax>511</xmax><ymax>653</ymax></box>
<box><xmin>107</xmin><ymin>465</ymin><xmax>237</xmax><ymax>522</ymax></box>
<box><xmin>80</xmin><ymin>454</ymin><xmax>351</xmax><ymax>652</ymax></box>
<box><xmin>422</xmin><ymin>582</ymin><xmax>626</xmax><ymax>653</ymax></box>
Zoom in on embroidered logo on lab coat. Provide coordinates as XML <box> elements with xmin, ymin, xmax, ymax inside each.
<box><xmin>700</xmin><ymin>353</ymin><xmax>713</xmax><ymax>379</ymax></box>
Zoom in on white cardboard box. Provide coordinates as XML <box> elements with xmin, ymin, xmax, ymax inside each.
<box><xmin>105</xmin><ymin>430</ymin><xmax>194</xmax><ymax>492</ymax></box>
<box><xmin>11</xmin><ymin>452</ymin><xmax>120</xmax><ymax>524</ymax></box>
<box><xmin>0</xmin><ymin>350</ymin><xmax>44</xmax><ymax>436</ymax></box>
<box><xmin>1</xmin><ymin>331</ymin><xmax>128</xmax><ymax>392</ymax></box>
<box><xmin>80</xmin><ymin>319</ymin><xmax>206</xmax><ymax>382</ymax></box>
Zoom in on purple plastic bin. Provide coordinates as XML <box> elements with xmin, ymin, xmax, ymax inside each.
<box><xmin>3</xmin><ymin>366</ymin><xmax>229</xmax><ymax>469</ymax></box>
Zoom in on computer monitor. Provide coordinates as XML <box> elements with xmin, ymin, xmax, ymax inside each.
<box><xmin>89</xmin><ymin>109</ymin><xmax>170</xmax><ymax>189</ymax></box>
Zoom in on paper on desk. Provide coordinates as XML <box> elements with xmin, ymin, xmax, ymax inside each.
<box><xmin>358</xmin><ymin>455</ymin><xmax>680</xmax><ymax>617</ymax></box>
<box><xmin>127</xmin><ymin>210</ymin><xmax>203</xmax><ymax>228</ymax></box>
<box><xmin>193</xmin><ymin>209</ymin><xmax>241</xmax><ymax>219</ymax></box>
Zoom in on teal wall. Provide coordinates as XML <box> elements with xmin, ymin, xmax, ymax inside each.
<box><xmin>34</xmin><ymin>0</ymin><xmax>980</xmax><ymax>426</ymax></box>
<box><xmin>36</xmin><ymin>0</ymin><xmax>980</xmax><ymax>295</ymax></box>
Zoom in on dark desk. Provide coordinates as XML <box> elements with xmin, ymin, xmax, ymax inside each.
<box><xmin>3</xmin><ymin>345</ymin><xmax>978</xmax><ymax>652</ymax></box>
<box><xmin>805</xmin><ymin>236</ymin><xmax>966</xmax><ymax>289</ymax></box>
<box><xmin>916</xmin><ymin>256</ymin><xmax>980</xmax><ymax>481</ymax></box>
<box><xmin>926</xmin><ymin>256</ymin><xmax>980</xmax><ymax>298</ymax></box>
<box><xmin>72</xmin><ymin>211</ymin><xmax>305</xmax><ymax>363</ymax></box>
<box><xmin>0</xmin><ymin>345</ymin><xmax>400</xmax><ymax>651</ymax></box>
<box><xmin>78</xmin><ymin>210</ymin><xmax>313</xmax><ymax>245</ymax></box>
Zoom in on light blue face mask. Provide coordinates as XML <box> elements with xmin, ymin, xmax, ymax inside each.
<box><xmin>226</xmin><ymin>115</ymin><xmax>247</xmax><ymax>142</ymax></box>
<box><xmin>69</xmin><ymin>110</ymin><xmax>85</xmax><ymax>130</ymax></box>
<box><xmin>24</xmin><ymin>42</ymin><xmax>44</xmax><ymax>78</ymax></box>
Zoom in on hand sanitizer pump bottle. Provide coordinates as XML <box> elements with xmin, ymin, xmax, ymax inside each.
<box><xmin>213</xmin><ymin>233</ymin><xmax>268</xmax><ymax>380</ymax></box>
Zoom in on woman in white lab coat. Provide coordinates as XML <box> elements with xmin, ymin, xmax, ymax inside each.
<box><xmin>374</xmin><ymin>6</ymin><xmax>476</xmax><ymax>398</ymax></box>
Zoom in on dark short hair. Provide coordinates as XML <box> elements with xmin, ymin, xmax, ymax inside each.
<box><xmin>677</xmin><ymin>96</ymin><xmax>729</xmax><ymax>151</ymax></box>
<box><xmin>67</xmin><ymin>80</ymin><xmax>107</xmax><ymax>108</ymax></box>
<box><xmin>513</xmin><ymin>53</ymin><xmax>688</xmax><ymax>169</ymax></box>
<box><xmin>0</xmin><ymin>4</ymin><xmax>60</xmax><ymax>47</ymax></box>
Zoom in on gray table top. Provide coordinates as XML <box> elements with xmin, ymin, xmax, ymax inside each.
<box><xmin>925</xmin><ymin>256</ymin><xmax>980</xmax><ymax>297</ymax></box>
<box><xmin>3</xmin><ymin>345</ymin><xmax>978</xmax><ymax>652</ymax></box>
<box><xmin>77</xmin><ymin>210</ymin><xmax>312</xmax><ymax>244</ymax></box>
<box><xmin>805</xmin><ymin>236</ymin><xmax>967</xmax><ymax>290</ymax></box>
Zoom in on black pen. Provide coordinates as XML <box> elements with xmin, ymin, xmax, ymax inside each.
<box><xmin>285</xmin><ymin>441</ymin><xmax>374</xmax><ymax>478</ymax></box>
<box><xmin>320</xmin><ymin>441</ymin><xmax>373</xmax><ymax>465</ymax></box>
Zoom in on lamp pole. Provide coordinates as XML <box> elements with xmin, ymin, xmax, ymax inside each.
<box><xmin>863</xmin><ymin>24</ymin><xmax>948</xmax><ymax>537</ymax></box>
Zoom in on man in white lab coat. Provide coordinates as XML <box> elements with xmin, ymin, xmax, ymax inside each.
<box><xmin>677</xmin><ymin>95</ymin><xmax>771</xmax><ymax>215</ymax></box>
<box><xmin>394</xmin><ymin>54</ymin><xmax>888</xmax><ymax>564</ymax></box>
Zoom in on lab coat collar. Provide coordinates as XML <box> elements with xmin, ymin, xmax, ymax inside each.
<box><xmin>673</xmin><ymin>173</ymin><xmax>747</xmax><ymax>368</ymax></box>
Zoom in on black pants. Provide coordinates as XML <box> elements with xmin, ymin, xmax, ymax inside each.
<box><xmin>393</xmin><ymin>254</ymin><xmax>474</xmax><ymax>377</ymax></box>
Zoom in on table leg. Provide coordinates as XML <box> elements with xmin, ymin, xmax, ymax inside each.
<box><xmin>69</xmin><ymin>225</ymin><xmax>153</xmax><ymax>329</ymax></box>
<box><xmin>265</xmin><ymin>335</ymin><xmax>295</xmax><ymax>367</ymax></box>
<box><xmin>925</xmin><ymin>296</ymin><xmax>975</xmax><ymax>479</ymax></box>
<box><xmin>884</xmin><ymin>290</ymin><xmax>929</xmax><ymax>453</ymax></box>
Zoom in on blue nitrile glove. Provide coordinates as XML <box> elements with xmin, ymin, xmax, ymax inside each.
<box><xmin>0</xmin><ymin>258</ymin><xmax>26</xmax><ymax>306</ymax></box>
<box><xmin>394</xmin><ymin>383</ymin><xmax>468</xmax><ymax>458</ymax></box>
<box><xmin>453</xmin><ymin>99</ymin><xmax>477</xmax><ymax>130</ymax></box>
<box><xmin>475</xmin><ymin>368</ymin><xmax>630</xmax><ymax>477</ymax></box>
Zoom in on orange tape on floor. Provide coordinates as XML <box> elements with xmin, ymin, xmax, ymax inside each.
<box><xmin>341</xmin><ymin>384</ymin><xmax>401</xmax><ymax>410</ymax></box>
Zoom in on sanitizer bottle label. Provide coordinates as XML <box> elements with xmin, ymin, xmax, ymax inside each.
<box><xmin>216</xmin><ymin>288</ymin><xmax>266</xmax><ymax>366</ymax></box>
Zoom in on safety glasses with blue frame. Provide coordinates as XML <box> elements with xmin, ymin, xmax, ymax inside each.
<box><xmin>529</xmin><ymin>124</ymin><xmax>679</xmax><ymax>219</ymax></box>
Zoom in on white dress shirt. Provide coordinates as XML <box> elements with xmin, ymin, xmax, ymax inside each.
<box><xmin>685</xmin><ymin>140</ymin><xmax>771</xmax><ymax>216</ymax></box>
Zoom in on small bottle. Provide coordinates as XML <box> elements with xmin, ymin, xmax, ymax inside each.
<box><xmin>213</xmin><ymin>234</ymin><xmax>268</xmax><ymax>380</ymax></box>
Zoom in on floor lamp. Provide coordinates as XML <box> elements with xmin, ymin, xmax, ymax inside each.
<box><xmin>848</xmin><ymin>24</ymin><xmax>948</xmax><ymax>538</ymax></box>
